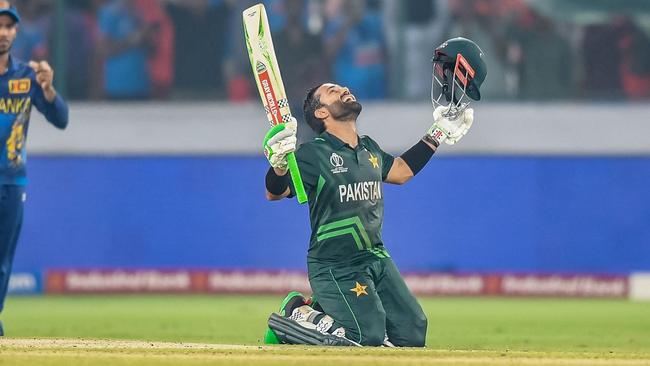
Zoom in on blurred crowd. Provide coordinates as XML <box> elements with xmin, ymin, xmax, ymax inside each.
<box><xmin>14</xmin><ymin>0</ymin><xmax>650</xmax><ymax>101</ymax></box>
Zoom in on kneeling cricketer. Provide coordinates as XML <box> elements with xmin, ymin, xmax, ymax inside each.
<box><xmin>263</xmin><ymin>37</ymin><xmax>487</xmax><ymax>347</ymax></box>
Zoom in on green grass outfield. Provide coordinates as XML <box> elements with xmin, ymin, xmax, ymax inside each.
<box><xmin>1</xmin><ymin>295</ymin><xmax>649</xmax><ymax>365</ymax></box>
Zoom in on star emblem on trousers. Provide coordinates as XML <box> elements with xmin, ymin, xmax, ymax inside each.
<box><xmin>368</xmin><ymin>153</ymin><xmax>379</xmax><ymax>169</ymax></box>
<box><xmin>350</xmin><ymin>281</ymin><xmax>368</xmax><ymax>297</ymax></box>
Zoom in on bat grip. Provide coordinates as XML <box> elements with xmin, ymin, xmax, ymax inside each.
<box><xmin>286</xmin><ymin>152</ymin><xmax>307</xmax><ymax>204</ymax></box>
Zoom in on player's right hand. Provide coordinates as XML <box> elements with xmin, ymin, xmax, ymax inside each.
<box><xmin>29</xmin><ymin>61</ymin><xmax>54</xmax><ymax>91</ymax></box>
<box><xmin>263</xmin><ymin>117</ymin><xmax>297</xmax><ymax>169</ymax></box>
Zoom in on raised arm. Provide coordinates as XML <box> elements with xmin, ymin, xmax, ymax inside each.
<box><xmin>385</xmin><ymin>107</ymin><xmax>474</xmax><ymax>185</ymax></box>
<box><xmin>263</xmin><ymin>119</ymin><xmax>297</xmax><ymax>200</ymax></box>
<box><xmin>266</xmin><ymin>167</ymin><xmax>292</xmax><ymax>201</ymax></box>
<box><xmin>30</xmin><ymin>60</ymin><xmax>68</xmax><ymax>129</ymax></box>
<box><xmin>385</xmin><ymin>140</ymin><xmax>436</xmax><ymax>185</ymax></box>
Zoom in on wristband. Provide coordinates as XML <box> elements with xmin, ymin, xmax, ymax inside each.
<box><xmin>400</xmin><ymin>140</ymin><xmax>435</xmax><ymax>176</ymax></box>
<box><xmin>265</xmin><ymin>167</ymin><xmax>290</xmax><ymax>195</ymax></box>
<box><xmin>423</xmin><ymin>130</ymin><xmax>442</xmax><ymax>148</ymax></box>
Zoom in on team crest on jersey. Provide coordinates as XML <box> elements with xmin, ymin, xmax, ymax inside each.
<box><xmin>330</xmin><ymin>153</ymin><xmax>348</xmax><ymax>174</ymax></box>
<box><xmin>9</xmin><ymin>79</ymin><xmax>31</xmax><ymax>94</ymax></box>
<box><xmin>350</xmin><ymin>282</ymin><xmax>368</xmax><ymax>297</ymax></box>
<box><xmin>368</xmin><ymin>153</ymin><xmax>379</xmax><ymax>169</ymax></box>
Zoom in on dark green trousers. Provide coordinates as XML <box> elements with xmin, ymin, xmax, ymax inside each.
<box><xmin>308</xmin><ymin>257</ymin><xmax>427</xmax><ymax>347</ymax></box>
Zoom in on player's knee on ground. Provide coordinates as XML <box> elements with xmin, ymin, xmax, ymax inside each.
<box><xmin>361</xmin><ymin>330</ymin><xmax>386</xmax><ymax>347</ymax></box>
<box><xmin>391</xmin><ymin>310</ymin><xmax>428</xmax><ymax>347</ymax></box>
<box><xmin>346</xmin><ymin>322</ymin><xmax>386</xmax><ymax>347</ymax></box>
<box><xmin>407</xmin><ymin>312</ymin><xmax>428</xmax><ymax>347</ymax></box>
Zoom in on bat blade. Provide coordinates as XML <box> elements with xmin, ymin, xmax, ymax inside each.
<box><xmin>243</xmin><ymin>3</ymin><xmax>307</xmax><ymax>204</ymax></box>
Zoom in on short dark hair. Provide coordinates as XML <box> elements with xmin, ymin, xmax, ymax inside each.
<box><xmin>303</xmin><ymin>85</ymin><xmax>325</xmax><ymax>134</ymax></box>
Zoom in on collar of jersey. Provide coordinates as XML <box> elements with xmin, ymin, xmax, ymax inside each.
<box><xmin>2</xmin><ymin>55</ymin><xmax>18</xmax><ymax>75</ymax></box>
<box><xmin>319</xmin><ymin>132</ymin><xmax>369</xmax><ymax>151</ymax></box>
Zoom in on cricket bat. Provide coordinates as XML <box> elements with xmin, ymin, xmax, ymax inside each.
<box><xmin>243</xmin><ymin>3</ymin><xmax>307</xmax><ymax>204</ymax></box>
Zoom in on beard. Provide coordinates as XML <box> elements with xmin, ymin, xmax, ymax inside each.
<box><xmin>325</xmin><ymin>99</ymin><xmax>362</xmax><ymax>121</ymax></box>
<box><xmin>0</xmin><ymin>42</ymin><xmax>11</xmax><ymax>55</ymax></box>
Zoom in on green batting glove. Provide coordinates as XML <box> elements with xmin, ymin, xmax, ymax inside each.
<box><xmin>263</xmin><ymin>118</ymin><xmax>297</xmax><ymax>169</ymax></box>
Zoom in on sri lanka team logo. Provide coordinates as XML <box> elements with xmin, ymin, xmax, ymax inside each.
<box><xmin>9</xmin><ymin>79</ymin><xmax>31</xmax><ymax>94</ymax></box>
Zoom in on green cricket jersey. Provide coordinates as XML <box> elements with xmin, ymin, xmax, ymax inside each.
<box><xmin>292</xmin><ymin>132</ymin><xmax>395</xmax><ymax>266</ymax></box>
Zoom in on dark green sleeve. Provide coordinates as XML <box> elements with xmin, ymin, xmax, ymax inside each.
<box><xmin>289</xmin><ymin>144</ymin><xmax>319</xmax><ymax>196</ymax></box>
<box><xmin>380</xmin><ymin>150</ymin><xmax>395</xmax><ymax>181</ymax></box>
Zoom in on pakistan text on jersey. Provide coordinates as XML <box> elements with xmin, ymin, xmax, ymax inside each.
<box><xmin>0</xmin><ymin>97</ymin><xmax>31</xmax><ymax>114</ymax></box>
<box><xmin>338</xmin><ymin>181</ymin><xmax>382</xmax><ymax>203</ymax></box>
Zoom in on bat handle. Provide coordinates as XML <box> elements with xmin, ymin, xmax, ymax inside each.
<box><xmin>286</xmin><ymin>152</ymin><xmax>307</xmax><ymax>204</ymax></box>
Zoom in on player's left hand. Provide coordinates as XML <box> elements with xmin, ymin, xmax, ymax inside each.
<box><xmin>425</xmin><ymin>106</ymin><xmax>474</xmax><ymax>147</ymax></box>
<box><xmin>29</xmin><ymin>61</ymin><xmax>56</xmax><ymax>97</ymax></box>
<box><xmin>263</xmin><ymin>117</ymin><xmax>297</xmax><ymax>170</ymax></box>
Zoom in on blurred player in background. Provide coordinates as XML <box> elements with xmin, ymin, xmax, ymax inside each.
<box><xmin>274</xmin><ymin>0</ymin><xmax>326</xmax><ymax>144</ymax></box>
<box><xmin>263</xmin><ymin>37</ymin><xmax>486</xmax><ymax>346</ymax></box>
<box><xmin>0</xmin><ymin>1</ymin><xmax>69</xmax><ymax>336</ymax></box>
